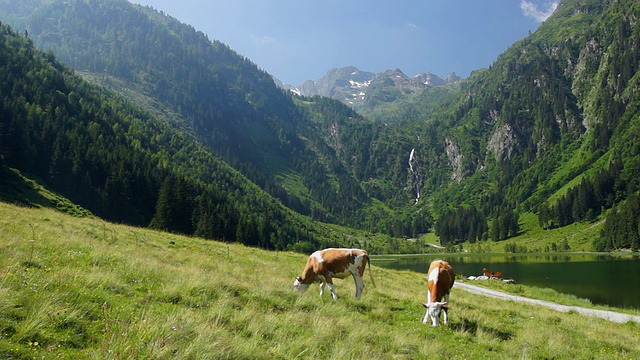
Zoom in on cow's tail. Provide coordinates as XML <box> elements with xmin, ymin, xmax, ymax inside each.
<box><xmin>366</xmin><ymin>255</ymin><xmax>376</xmax><ymax>288</ymax></box>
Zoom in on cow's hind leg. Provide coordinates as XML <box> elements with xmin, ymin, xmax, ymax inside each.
<box><xmin>325</xmin><ymin>277</ymin><xmax>338</xmax><ymax>300</ymax></box>
<box><xmin>353</xmin><ymin>275</ymin><xmax>364</xmax><ymax>300</ymax></box>
<box><xmin>328</xmin><ymin>284</ymin><xmax>338</xmax><ymax>300</ymax></box>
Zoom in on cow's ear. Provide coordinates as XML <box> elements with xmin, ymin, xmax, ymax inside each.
<box><xmin>296</xmin><ymin>276</ymin><xmax>302</xmax><ymax>281</ymax></box>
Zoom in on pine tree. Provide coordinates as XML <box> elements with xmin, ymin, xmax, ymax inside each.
<box><xmin>149</xmin><ymin>177</ymin><xmax>176</xmax><ymax>232</ymax></box>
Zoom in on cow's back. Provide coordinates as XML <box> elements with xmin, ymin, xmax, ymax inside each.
<box><xmin>316</xmin><ymin>248</ymin><xmax>368</xmax><ymax>277</ymax></box>
<box><xmin>427</xmin><ymin>260</ymin><xmax>455</xmax><ymax>296</ymax></box>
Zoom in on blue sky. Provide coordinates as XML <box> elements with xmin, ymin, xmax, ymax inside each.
<box><xmin>132</xmin><ymin>0</ymin><xmax>558</xmax><ymax>85</ymax></box>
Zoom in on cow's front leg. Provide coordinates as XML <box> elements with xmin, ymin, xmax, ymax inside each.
<box><xmin>442</xmin><ymin>294</ymin><xmax>450</xmax><ymax>324</ymax></box>
<box><xmin>422</xmin><ymin>306</ymin><xmax>430</xmax><ymax>325</ymax></box>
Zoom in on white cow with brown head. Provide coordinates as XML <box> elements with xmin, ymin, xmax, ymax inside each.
<box><xmin>422</xmin><ymin>259</ymin><xmax>455</xmax><ymax>326</ymax></box>
<box><xmin>293</xmin><ymin>248</ymin><xmax>375</xmax><ymax>300</ymax></box>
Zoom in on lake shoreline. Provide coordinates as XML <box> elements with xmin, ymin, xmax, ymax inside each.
<box><xmin>370</xmin><ymin>250</ymin><xmax>638</xmax><ymax>259</ymax></box>
<box><xmin>372</xmin><ymin>252</ymin><xmax>640</xmax><ymax>310</ymax></box>
<box><xmin>455</xmin><ymin>282</ymin><xmax>640</xmax><ymax>324</ymax></box>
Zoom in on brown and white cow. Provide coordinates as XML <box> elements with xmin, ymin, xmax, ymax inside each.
<box><xmin>293</xmin><ymin>248</ymin><xmax>375</xmax><ymax>300</ymax></box>
<box><xmin>422</xmin><ymin>259</ymin><xmax>455</xmax><ymax>326</ymax></box>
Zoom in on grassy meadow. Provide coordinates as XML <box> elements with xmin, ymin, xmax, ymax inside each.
<box><xmin>1</xmin><ymin>202</ymin><xmax>639</xmax><ymax>359</ymax></box>
<box><xmin>456</xmin><ymin>211</ymin><xmax>605</xmax><ymax>254</ymax></box>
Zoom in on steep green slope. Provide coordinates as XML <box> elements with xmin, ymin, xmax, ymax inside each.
<box><xmin>0</xmin><ymin>0</ymin><xmax>379</xmax><ymax>227</ymax></box>
<box><xmin>360</xmin><ymin>80</ymin><xmax>462</xmax><ymax>123</ymax></box>
<box><xmin>0</xmin><ymin>22</ymin><xmax>335</xmax><ymax>250</ymax></box>
<box><xmin>356</xmin><ymin>0</ymin><xmax>640</xmax><ymax>250</ymax></box>
<box><xmin>298</xmin><ymin>0</ymin><xmax>640</xmax><ymax>251</ymax></box>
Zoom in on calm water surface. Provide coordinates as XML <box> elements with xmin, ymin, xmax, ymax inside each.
<box><xmin>371</xmin><ymin>253</ymin><xmax>640</xmax><ymax>309</ymax></box>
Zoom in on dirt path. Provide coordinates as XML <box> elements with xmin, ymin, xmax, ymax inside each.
<box><xmin>455</xmin><ymin>282</ymin><xmax>640</xmax><ymax>324</ymax></box>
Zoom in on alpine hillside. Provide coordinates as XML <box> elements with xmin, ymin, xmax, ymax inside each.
<box><xmin>0</xmin><ymin>0</ymin><xmax>397</xmax><ymax>229</ymax></box>
<box><xmin>0</xmin><ymin>21</ymin><xmax>345</xmax><ymax>252</ymax></box>
<box><xmin>2</xmin><ymin>0</ymin><xmax>640</xmax><ymax>253</ymax></box>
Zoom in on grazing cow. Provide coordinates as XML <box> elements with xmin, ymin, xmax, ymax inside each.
<box><xmin>482</xmin><ymin>268</ymin><xmax>502</xmax><ymax>278</ymax></box>
<box><xmin>422</xmin><ymin>260</ymin><xmax>455</xmax><ymax>326</ymax></box>
<box><xmin>293</xmin><ymin>248</ymin><xmax>375</xmax><ymax>300</ymax></box>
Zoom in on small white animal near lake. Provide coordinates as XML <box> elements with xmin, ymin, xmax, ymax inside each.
<box><xmin>293</xmin><ymin>248</ymin><xmax>375</xmax><ymax>300</ymax></box>
<box><xmin>422</xmin><ymin>259</ymin><xmax>455</xmax><ymax>326</ymax></box>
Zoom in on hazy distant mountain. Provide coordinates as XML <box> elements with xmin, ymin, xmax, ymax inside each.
<box><xmin>279</xmin><ymin>66</ymin><xmax>461</xmax><ymax>110</ymax></box>
<box><xmin>279</xmin><ymin>66</ymin><xmax>375</xmax><ymax>107</ymax></box>
<box><xmin>444</xmin><ymin>72</ymin><xmax>462</xmax><ymax>83</ymax></box>
<box><xmin>362</xmin><ymin>69</ymin><xmax>430</xmax><ymax>109</ymax></box>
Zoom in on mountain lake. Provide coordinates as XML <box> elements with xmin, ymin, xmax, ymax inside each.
<box><xmin>371</xmin><ymin>253</ymin><xmax>640</xmax><ymax>310</ymax></box>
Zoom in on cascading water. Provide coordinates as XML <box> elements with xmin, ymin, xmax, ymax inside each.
<box><xmin>409</xmin><ymin>148</ymin><xmax>420</xmax><ymax>204</ymax></box>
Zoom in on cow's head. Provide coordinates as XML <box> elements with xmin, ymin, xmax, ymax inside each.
<box><xmin>293</xmin><ymin>276</ymin><xmax>309</xmax><ymax>293</ymax></box>
<box><xmin>422</xmin><ymin>302</ymin><xmax>448</xmax><ymax>327</ymax></box>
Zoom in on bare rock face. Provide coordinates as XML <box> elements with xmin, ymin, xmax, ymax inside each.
<box><xmin>487</xmin><ymin>123</ymin><xmax>517</xmax><ymax>162</ymax></box>
<box><xmin>445</xmin><ymin>138</ymin><xmax>464</xmax><ymax>183</ymax></box>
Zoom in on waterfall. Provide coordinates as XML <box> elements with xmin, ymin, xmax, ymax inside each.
<box><xmin>409</xmin><ymin>148</ymin><xmax>420</xmax><ymax>204</ymax></box>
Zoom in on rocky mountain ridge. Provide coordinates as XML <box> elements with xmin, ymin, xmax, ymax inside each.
<box><xmin>276</xmin><ymin>66</ymin><xmax>462</xmax><ymax>109</ymax></box>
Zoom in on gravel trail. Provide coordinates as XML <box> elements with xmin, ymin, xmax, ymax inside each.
<box><xmin>455</xmin><ymin>282</ymin><xmax>640</xmax><ymax>324</ymax></box>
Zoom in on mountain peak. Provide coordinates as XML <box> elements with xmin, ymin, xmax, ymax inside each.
<box><xmin>445</xmin><ymin>72</ymin><xmax>462</xmax><ymax>83</ymax></box>
<box><xmin>281</xmin><ymin>66</ymin><xmax>461</xmax><ymax>109</ymax></box>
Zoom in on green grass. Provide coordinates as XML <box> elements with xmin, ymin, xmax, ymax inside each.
<box><xmin>461</xmin><ymin>211</ymin><xmax>605</xmax><ymax>253</ymax></box>
<box><xmin>1</xmin><ymin>202</ymin><xmax>639</xmax><ymax>359</ymax></box>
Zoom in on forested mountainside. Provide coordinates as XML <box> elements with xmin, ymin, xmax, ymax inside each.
<box><xmin>2</xmin><ymin>0</ymin><xmax>640</xmax><ymax>252</ymax></box>
<box><xmin>0</xmin><ymin>0</ymin><xmax>405</xmax><ymax>230</ymax></box>
<box><xmin>398</xmin><ymin>0</ymin><xmax>640</xmax><ymax>251</ymax></box>
<box><xmin>0</xmin><ymin>23</ymin><xmax>353</xmax><ymax>252</ymax></box>
<box><xmin>302</xmin><ymin>0</ymin><xmax>640</xmax><ymax>251</ymax></box>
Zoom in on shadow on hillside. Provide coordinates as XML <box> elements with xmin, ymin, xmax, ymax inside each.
<box><xmin>0</xmin><ymin>165</ymin><xmax>51</xmax><ymax>207</ymax></box>
<box><xmin>0</xmin><ymin>165</ymin><xmax>92</xmax><ymax>217</ymax></box>
<box><xmin>451</xmin><ymin>317</ymin><xmax>513</xmax><ymax>341</ymax></box>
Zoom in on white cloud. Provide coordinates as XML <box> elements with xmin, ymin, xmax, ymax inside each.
<box><xmin>520</xmin><ymin>0</ymin><xmax>559</xmax><ymax>23</ymax></box>
<box><xmin>252</xmin><ymin>35</ymin><xmax>277</xmax><ymax>46</ymax></box>
<box><xmin>406</xmin><ymin>22</ymin><xmax>421</xmax><ymax>31</ymax></box>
